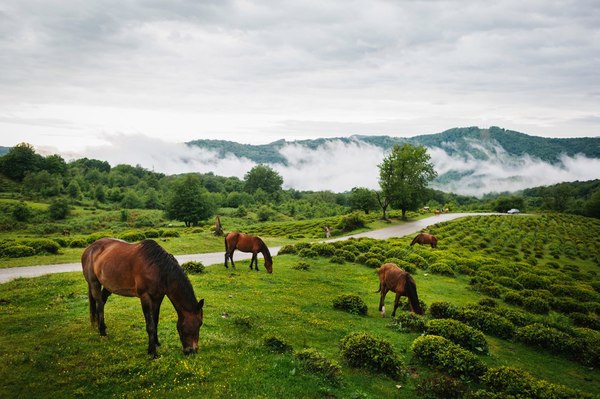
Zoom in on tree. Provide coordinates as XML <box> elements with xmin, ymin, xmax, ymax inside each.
<box><xmin>349</xmin><ymin>187</ymin><xmax>379</xmax><ymax>214</ymax></box>
<box><xmin>0</xmin><ymin>143</ymin><xmax>44</xmax><ymax>182</ymax></box>
<box><xmin>48</xmin><ymin>198</ymin><xmax>71</xmax><ymax>220</ymax></box>
<box><xmin>378</xmin><ymin>144</ymin><xmax>437</xmax><ymax>220</ymax></box>
<box><xmin>494</xmin><ymin>196</ymin><xmax>524</xmax><ymax>213</ymax></box>
<box><xmin>244</xmin><ymin>165</ymin><xmax>283</xmax><ymax>195</ymax></box>
<box><xmin>165</xmin><ymin>174</ymin><xmax>216</xmax><ymax>227</ymax></box>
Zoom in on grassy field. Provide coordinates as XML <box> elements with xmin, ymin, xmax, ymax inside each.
<box><xmin>0</xmin><ymin>213</ymin><xmax>599</xmax><ymax>398</ymax></box>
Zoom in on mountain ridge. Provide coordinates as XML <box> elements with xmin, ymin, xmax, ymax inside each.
<box><xmin>187</xmin><ymin>126</ymin><xmax>600</xmax><ymax>165</ymax></box>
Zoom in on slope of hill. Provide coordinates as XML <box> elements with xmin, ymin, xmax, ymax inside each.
<box><xmin>188</xmin><ymin>127</ymin><xmax>600</xmax><ymax>165</ymax></box>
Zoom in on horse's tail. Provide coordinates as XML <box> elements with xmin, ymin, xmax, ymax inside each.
<box><xmin>410</xmin><ymin>235</ymin><xmax>419</xmax><ymax>246</ymax></box>
<box><xmin>81</xmin><ymin>244</ymin><xmax>98</xmax><ymax>326</ymax></box>
<box><xmin>405</xmin><ymin>273</ymin><xmax>423</xmax><ymax>315</ymax></box>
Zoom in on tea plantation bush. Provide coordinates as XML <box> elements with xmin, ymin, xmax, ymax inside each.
<box><xmin>295</xmin><ymin>348</ymin><xmax>341</xmax><ymax>382</ymax></box>
<box><xmin>428</xmin><ymin>262</ymin><xmax>455</xmax><ymax>277</ymax></box>
<box><xmin>181</xmin><ymin>261</ymin><xmax>205</xmax><ymax>274</ymax></box>
<box><xmin>391</xmin><ymin>312</ymin><xmax>426</xmax><ymax>333</ymax></box>
<box><xmin>411</xmin><ymin>335</ymin><xmax>486</xmax><ymax>380</ymax></box>
<box><xmin>478</xmin><ymin>366</ymin><xmax>593</xmax><ymax>399</ymax></box>
<box><xmin>425</xmin><ymin>319</ymin><xmax>489</xmax><ymax>354</ymax></box>
<box><xmin>339</xmin><ymin>332</ymin><xmax>404</xmax><ymax>379</ymax></box>
<box><xmin>332</xmin><ymin>294</ymin><xmax>368</xmax><ymax>315</ymax></box>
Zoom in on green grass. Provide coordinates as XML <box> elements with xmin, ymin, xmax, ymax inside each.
<box><xmin>1</xmin><ymin>212</ymin><xmax>599</xmax><ymax>398</ymax></box>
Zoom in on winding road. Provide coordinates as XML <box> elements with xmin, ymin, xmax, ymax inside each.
<box><xmin>0</xmin><ymin>212</ymin><xmax>491</xmax><ymax>284</ymax></box>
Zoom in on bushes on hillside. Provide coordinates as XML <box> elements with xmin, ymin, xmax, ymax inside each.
<box><xmin>425</xmin><ymin>319</ymin><xmax>489</xmax><ymax>354</ymax></box>
<box><xmin>411</xmin><ymin>335</ymin><xmax>486</xmax><ymax>380</ymax></box>
<box><xmin>295</xmin><ymin>348</ymin><xmax>341</xmax><ymax>383</ymax></box>
<box><xmin>332</xmin><ymin>294</ymin><xmax>368</xmax><ymax>315</ymax></box>
<box><xmin>339</xmin><ymin>332</ymin><xmax>404</xmax><ymax>379</ymax></box>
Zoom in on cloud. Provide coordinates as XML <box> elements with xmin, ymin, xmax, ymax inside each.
<box><xmin>48</xmin><ymin>134</ymin><xmax>600</xmax><ymax>198</ymax></box>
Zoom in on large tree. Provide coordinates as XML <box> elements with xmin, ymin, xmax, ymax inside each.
<box><xmin>378</xmin><ymin>144</ymin><xmax>437</xmax><ymax>220</ymax></box>
<box><xmin>349</xmin><ymin>187</ymin><xmax>378</xmax><ymax>214</ymax></box>
<box><xmin>243</xmin><ymin>165</ymin><xmax>283</xmax><ymax>195</ymax></box>
<box><xmin>165</xmin><ymin>174</ymin><xmax>216</xmax><ymax>227</ymax></box>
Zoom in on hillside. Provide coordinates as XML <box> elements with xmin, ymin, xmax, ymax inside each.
<box><xmin>188</xmin><ymin>127</ymin><xmax>600</xmax><ymax>165</ymax></box>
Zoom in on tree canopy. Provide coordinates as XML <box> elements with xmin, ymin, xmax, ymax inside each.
<box><xmin>378</xmin><ymin>144</ymin><xmax>437</xmax><ymax>220</ymax></box>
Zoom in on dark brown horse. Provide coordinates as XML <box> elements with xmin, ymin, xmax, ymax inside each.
<box><xmin>82</xmin><ymin>238</ymin><xmax>204</xmax><ymax>358</ymax></box>
<box><xmin>376</xmin><ymin>263</ymin><xmax>423</xmax><ymax>317</ymax></box>
<box><xmin>410</xmin><ymin>233</ymin><xmax>438</xmax><ymax>248</ymax></box>
<box><xmin>224</xmin><ymin>232</ymin><xmax>273</xmax><ymax>273</ymax></box>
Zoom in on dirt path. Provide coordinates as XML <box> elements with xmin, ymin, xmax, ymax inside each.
<box><xmin>0</xmin><ymin>212</ymin><xmax>491</xmax><ymax>284</ymax></box>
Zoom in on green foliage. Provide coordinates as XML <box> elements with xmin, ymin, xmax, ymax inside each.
<box><xmin>339</xmin><ymin>332</ymin><xmax>404</xmax><ymax>379</ymax></box>
<box><xmin>336</xmin><ymin>212</ymin><xmax>365</xmax><ymax>232</ymax></box>
<box><xmin>425</xmin><ymin>319</ymin><xmax>489</xmax><ymax>354</ymax></box>
<box><xmin>243</xmin><ymin>164</ymin><xmax>283</xmax><ymax>195</ymax></box>
<box><xmin>391</xmin><ymin>312</ymin><xmax>426</xmax><ymax>333</ymax></box>
<box><xmin>165</xmin><ymin>174</ymin><xmax>216</xmax><ymax>227</ymax></box>
<box><xmin>181</xmin><ymin>261</ymin><xmax>205</xmax><ymax>274</ymax></box>
<box><xmin>332</xmin><ymin>294</ymin><xmax>368</xmax><ymax>316</ymax></box>
<box><xmin>428</xmin><ymin>262</ymin><xmax>455</xmax><ymax>277</ymax></box>
<box><xmin>411</xmin><ymin>335</ymin><xmax>487</xmax><ymax>380</ymax></box>
<box><xmin>291</xmin><ymin>261</ymin><xmax>310</xmax><ymax>271</ymax></box>
<box><xmin>349</xmin><ymin>187</ymin><xmax>378</xmax><ymax>214</ymax></box>
<box><xmin>378</xmin><ymin>143</ymin><xmax>437</xmax><ymax>219</ymax></box>
<box><xmin>48</xmin><ymin>198</ymin><xmax>70</xmax><ymax>220</ymax></box>
<box><xmin>480</xmin><ymin>366</ymin><xmax>593</xmax><ymax>399</ymax></box>
<box><xmin>295</xmin><ymin>348</ymin><xmax>341</xmax><ymax>382</ymax></box>
<box><xmin>416</xmin><ymin>374</ymin><xmax>468</xmax><ymax>399</ymax></box>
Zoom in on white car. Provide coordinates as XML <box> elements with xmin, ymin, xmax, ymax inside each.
<box><xmin>507</xmin><ymin>208</ymin><xmax>520</xmax><ymax>214</ymax></box>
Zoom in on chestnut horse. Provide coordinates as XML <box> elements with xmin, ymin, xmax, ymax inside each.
<box><xmin>82</xmin><ymin>238</ymin><xmax>204</xmax><ymax>358</ymax></box>
<box><xmin>224</xmin><ymin>232</ymin><xmax>273</xmax><ymax>273</ymax></box>
<box><xmin>410</xmin><ymin>233</ymin><xmax>438</xmax><ymax>248</ymax></box>
<box><xmin>376</xmin><ymin>263</ymin><xmax>423</xmax><ymax>317</ymax></box>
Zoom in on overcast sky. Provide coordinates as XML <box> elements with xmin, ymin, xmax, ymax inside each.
<box><xmin>1</xmin><ymin>0</ymin><xmax>598</xmax><ymax>154</ymax></box>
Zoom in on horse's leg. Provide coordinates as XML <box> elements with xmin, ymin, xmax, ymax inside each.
<box><xmin>152</xmin><ymin>295</ymin><xmax>164</xmax><ymax>347</ymax></box>
<box><xmin>379</xmin><ymin>288</ymin><xmax>388</xmax><ymax>317</ymax></box>
<box><xmin>251</xmin><ymin>253</ymin><xmax>258</xmax><ymax>271</ymax></box>
<box><xmin>392</xmin><ymin>292</ymin><xmax>402</xmax><ymax>317</ymax></box>
<box><xmin>98</xmin><ymin>288</ymin><xmax>111</xmax><ymax>336</ymax></box>
<box><xmin>224</xmin><ymin>252</ymin><xmax>229</xmax><ymax>268</ymax></box>
<box><xmin>88</xmin><ymin>281</ymin><xmax>107</xmax><ymax>336</ymax></box>
<box><xmin>140</xmin><ymin>295</ymin><xmax>158</xmax><ymax>358</ymax></box>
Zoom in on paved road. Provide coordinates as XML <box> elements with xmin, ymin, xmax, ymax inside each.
<box><xmin>0</xmin><ymin>212</ymin><xmax>490</xmax><ymax>284</ymax></box>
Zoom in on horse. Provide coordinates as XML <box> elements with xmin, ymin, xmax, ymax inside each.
<box><xmin>81</xmin><ymin>238</ymin><xmax>204</xmax><ymax>358</ymax></box>
<box><xmin>434</xmin><ymin>209</ymin><xmax>441</xmax><ymax>216</ymax></box>
<box><xmin>410</xmin><ymin>233</ymin><xmax>438</xmax><ymax>248</ymax></box>
<box><xmin>224</xmin><ymin>232</ymin><xmax>273</xmax><ymax>273</ymax></box>
<box><xmin>376</xmin><ymin>263</ymin><xmax>423</xmax><ymax>317</ymax></box>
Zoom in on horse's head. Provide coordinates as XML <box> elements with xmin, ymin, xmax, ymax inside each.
<box><xmin>265</xmin><ymin>259</ymin><xmax>273</xmax><ymax>274</ymax></box>
<box><xmin>177</xmin><ymin>298</ymin><xmax>204</xmax><ymax>355</ymax></box>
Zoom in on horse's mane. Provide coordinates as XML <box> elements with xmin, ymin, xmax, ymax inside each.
<box><xmin>258</xmin><ymin>237</ymin><xmax>272</xmax><ymax>262</ymax></box>
<box><xmin>139</xmin><ymin>240</ymin><xmax>197</xmax><ymax>305</ymax></box>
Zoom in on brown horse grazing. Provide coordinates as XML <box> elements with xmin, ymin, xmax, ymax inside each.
<box><xmin>224</xmin><ymin>232</ymin><xmax>273</xmax><ymax>273</ymax></box>
<box><xmin>376</xmin><ymin>263</ymin><xmax>423</xmax><ymax>317</ymax></box>
<box><xmin>410</xmin><ymin>233</ymin><xmax>438</xmax><ymax>248</ymax></box>
<box><xmin>82</xmin><ymin>238</ymin><xmax>204</xmax><ymax>358</ymax></box>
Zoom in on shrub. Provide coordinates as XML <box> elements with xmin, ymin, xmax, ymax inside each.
<box><xmin>406</xmin><ymin>253</ymin><xmax>428</xmax><ymax>269</ymax></box>
<box><xmin>332</xmin><ymin>294</ymin><xmax>368</xmax><ymax>315</ymax></box>
<box><xmin>514</xmin><ymin>323</ymin><xmax>573</xmax><ymax>355</ymax></box>
<box><xmin>295</xmin><ymin>348</ymin><xmax>341</xmax><ymax>382</ymax></box>
<box><xmin>503</xmin><ymin>290</ymin><xmax>524</xmax><ymax>306</ymax></box>
<box><xmin>339</xmin><ymin>332</ymin><xmax>404</xmax><ymax>379</ymax></box>
<box><xmin>391</xmin><ymin>312</ymin><xmax>426</xmax><ymax>333</ymax></box>
<box><xmin>68</xmin><ymin>237</ymin><xmax>87</xmax><ymax>248</ymax></box>
<box><xmin>429</xmin><ymin>262</ymin><xmax>455</xmax><ymax>277</ymax></box>
<box><xmin>365</xmin><ymin>258</ymin><xmax>382</xmax><ymax>269</ymax></box>
<box><xmin>291</xmin><ymin>262</ymin><xmax>310</xmax><ymax>271</ymax></box>
<box><xmin>480</xmin><ymin>366</ymin><xmax>592</xmax><ymax>399</ymax></box>
<box><xmin>277</xmin><ymin>244</ymin><xmax>297</xmax><ymax>255</ymax></box>
<box><xmin>459</xmin><ymin>308</ymin><xmax>515</xmax><ymax>339</ymax></box>
<box><xmin>336</xmin><ymin>249</ymin><xmax>356</xmax><ymax>262</ymax></box>
<box><xmin>516</xmin><ymin>272</ymin><xmax>550</xmax><ymax>290</ymax></box>
<box><xmin>429</xmin><ymin>302</ymin><xmax>460</xmax><ymax>319</ymax></box>
<box><xmin>298</xmin><ymin>248</ymin><xmax>318</xmax><ymax>258</ymax></box>
<box><xmin>2</xmin><ymin>244</ymin><xmax>35</xmax><ymax>258</ymax></box>
<box><xmin>336</xmin><ymin>213</ymin><xmax>365</xmax><ymax>232</ymax></box>
<box><xmin>478</xmin><ymin>298</ymin><xmax>497</xmax><ymax>308</ymax></box>
<box><xmin>311</xmin><ymin>243</ymin><xmax>335</xmax><ymax>256</ymax></box>
<box><xmin>570</xmin><ymin>312</ymin><xmax>600</xmax><ymax>330</ymax></box>
<box><xmin>24</xmin><ymin>238</ymin><xmax>61</xmax><ymax>254</ymax></box>
<box><xmin>425</xmin><ymin>319</ymin><xmax>489</xmax><ymax>354</ymax></box>
<box><xmin>118</xmin><ymin>230</ymin><xmax>146</xmax><ymax>242</ymax></box>
<box><xmin>263</xmin><ymin>335</ymin><xmax>293</xmax><ymax>353</ymax></box>
<box><xmin>329</xmin><ymin>255</ymin><xmax>346</xmax><ymax>264</ymax></box>
<box><xmin>411</xmin><ymin>335</ymin><xmax>487</xmax><ymax>380</ymax></box>
<box><xmin>496</xmin><ymin>276</ymin><xmax>524</xmax><ymax>290</ymax></box>
<box><xmin>181</xmin><ymin>261</ymin><xmax>205</xmax><ymax>274</ymax></box>
<box><xmin>160</xmin><ymin>229</ymin><xmax>180</xmax><ymax>238</ymax></box>
<box><xmin>416</xmin><ymin>374</ymin><xmax>468</xmax><ymax>399</ymax></box>
<box><xmin>522</xmin><ymin>296</ymin><xmax>550</xmax><ymax>314</ymax></box>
